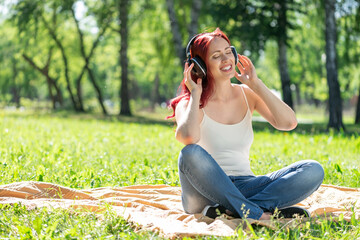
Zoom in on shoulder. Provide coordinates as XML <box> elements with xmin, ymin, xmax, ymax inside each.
<box><xmin>232</xmin><ymin>83</ymin><xmax>250</xmax><ymax>90</ymax></box>
<box><xmin>232</xmin><ymin>84</ymin><xmax>254</xmax><ymax>98</ymax></box>
<box><xmin>232</xmin><ymin>84</ymin><xmax>257</xmax><ymax>109</ymax></box>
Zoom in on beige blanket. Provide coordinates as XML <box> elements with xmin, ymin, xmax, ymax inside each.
<box><xmin>0</xmin><ymin>182</ymin><xmax>359</xmax><ymax>238</ymax></box>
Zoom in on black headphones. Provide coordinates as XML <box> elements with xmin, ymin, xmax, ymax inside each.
<box><xmin>186</xmin><ymin>34</ymin><xmax>239</xmax><ymax>80</ymax></box>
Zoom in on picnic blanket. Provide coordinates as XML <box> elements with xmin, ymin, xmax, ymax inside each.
<box><xmin>0</xmin><ymin>182</ymin><xmax>359</xmax><ymax>238</ymax></box>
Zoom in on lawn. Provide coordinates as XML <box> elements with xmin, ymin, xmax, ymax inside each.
<box><xmin>0</xmin><ymin>109</ymin><xmax>359</xmax><ymax>239</ymax></box>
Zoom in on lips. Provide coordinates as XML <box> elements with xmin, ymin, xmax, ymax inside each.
<box><xmin>220</xmin><ymin>64</ymin><xmax>232</xmax><ymax>72</ymax></box>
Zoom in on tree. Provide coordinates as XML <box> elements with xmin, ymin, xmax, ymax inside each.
<box><xmin>10</xmin><ymin>0</ymin><xmax>111</xmax><ymax>113</ymax></box>
<box><xmin>118</xmin><ymin>0</ymin><xmax>131</xmax><ymax>116</ymax></box>
<box><xmin>22</xmin><ymin>50</ymin><xmax>64</xmax><ymax>109</ymax></box>
<box><xmin>324</xmin><ymin>0</ymin><xmax>345</xmax><ymax>130</ymax></box>
<box><xmin>39</xmin><ymin>6</ymin><xmax>82</xmax><ymax>111</ymax></box>
<box><xmin>0</xmin><ymin>22</ymin><xmax>43</xmax><ymax>107</ymax></box>
<box><xmin>336</xmin><ymin>0</ymin><xmax>360</xmax><ymax>124</ymax></box>
<box><xmin>276</xmin><ymin>0</ymin><xmax>294</xmax><ymax>109</ymax></box>
<box><xmin>128</xmin><ymin>0</ymin><xmax>180</xmax><ymax>110</ymax></box>
<box><xmin>356</xmin><ymin>1</ymin><xmax>360</xmax><ymax>124</ymax></box>
<box><xmin>287</xmin><ymin>1</ymin><xmax>327</xmax><ymax>106</ymax></box>
<box><xmin>70</xmin><ymin>4</ymin><xmax>110</xmax><ymax>115</ymax></box>
<box><xmin>356</xmin><ymin>84</ymin><xmax>360</xmax><ymax>124</ymax></box>
<box><xmin>166</xmin><ymin>0</ymin><xmax>202</xmax><ymax>64</ymax></box>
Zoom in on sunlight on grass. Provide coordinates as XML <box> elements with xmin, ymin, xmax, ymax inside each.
<box><xmin>0</xmin><ymin>109</ymin><xmax>359</xmax><ymax>239</ymax></box>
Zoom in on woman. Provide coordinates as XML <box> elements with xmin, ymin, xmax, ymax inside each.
<box><xmin>168</xmin><ymin>28</ymin><xmax>324</xmax><ymax>220</ymax></box>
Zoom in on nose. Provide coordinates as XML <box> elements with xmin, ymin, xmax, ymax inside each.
<box><xmin>221</xmin><ymin>54</ymin><xmax>230</xmax><ymax>62</ymax></box>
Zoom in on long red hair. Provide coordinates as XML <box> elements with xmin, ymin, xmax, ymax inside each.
<box><xmin>167</xmin><ymin>28</ymin><xmax>231</xmax><ymax>119</ymax></box>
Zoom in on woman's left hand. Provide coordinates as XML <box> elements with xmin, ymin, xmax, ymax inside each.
<box><xmin>235</xmin><ymin>54</ymin><xmax>260</xmax><ymax>89</ymax></box>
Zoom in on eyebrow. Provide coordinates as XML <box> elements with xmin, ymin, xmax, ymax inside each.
<box><xmin>210</xmin><ymin>47</ymin><xmax>231</xmax><ymax>55</ymax></box>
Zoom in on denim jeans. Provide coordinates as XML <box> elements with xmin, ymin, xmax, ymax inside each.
<box><xmin>178</xmin><ymin>144</ymin><xmax>324</xmax><ymax>220</ymax></box>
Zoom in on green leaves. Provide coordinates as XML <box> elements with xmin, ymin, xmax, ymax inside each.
<box><xmin>334</xmin><ymin>163</ymin><xmax>343</xmax><ymax>174</ymax></box>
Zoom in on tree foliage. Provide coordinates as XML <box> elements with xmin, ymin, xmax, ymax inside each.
<box><xmin>0</xmin><ymin>0</ymin><xmax>359</xmax><ymax>125</ymax></box>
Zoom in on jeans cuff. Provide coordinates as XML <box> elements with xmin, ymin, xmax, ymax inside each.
<box><xmin>248</xmin><ymin>208</ymin><xmax>264</xmax><ymax>220</ymax></box>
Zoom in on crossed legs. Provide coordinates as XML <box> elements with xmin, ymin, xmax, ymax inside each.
<box><xmin>178</xmin><ymin>144</ymin><xmax>324</xmax><ymax>219</ymax></box>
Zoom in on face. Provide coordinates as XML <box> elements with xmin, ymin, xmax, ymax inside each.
<box><xmin>206</xmin><ymin>37</ymin><xmax>236</xmax><ymax>81</ymax></box>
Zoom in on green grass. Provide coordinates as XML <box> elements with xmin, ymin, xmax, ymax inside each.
<box><xmin>0</xmin><ymin>203</ymin><xmax>161</xmax><ymax>239</ymax></box>
<box><xmin>0</xmin><ymin>109</ymin><xmax>359</xmax><ymax>239</ymax></box>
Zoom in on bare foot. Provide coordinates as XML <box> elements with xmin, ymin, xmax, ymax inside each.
<box><xmin>259</xmin><ymin>212</ymin><xmax>272</xmax><ymax>220</ymax></box>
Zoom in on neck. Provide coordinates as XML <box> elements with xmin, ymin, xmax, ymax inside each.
<box><xmin>210</xmin><ymin>78</ymin><xmax>233</xmax><ymax>101</ymax></box>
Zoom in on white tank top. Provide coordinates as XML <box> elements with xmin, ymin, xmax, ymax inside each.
<box><xmin>197</xmin><ymin>86</ymin><xmax>255</xmax><ymax>176</ymax></box>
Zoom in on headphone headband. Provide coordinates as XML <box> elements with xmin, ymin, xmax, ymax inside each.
<box><xmin>186</xmin><ymin>34</ymin><xmax>201</xmax><ymax>60</ymax></box>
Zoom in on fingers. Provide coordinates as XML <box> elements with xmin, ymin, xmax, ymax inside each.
<box><xmin>236</xmin><ymin>62</ymin><xmax>244</xmax><ymax>73</ymax></box>
<box><xmin>184</xmin><ymin>62</ymin><xmax>197</xmax><ymax>92</ymax></box>
<box><xmin>238</xmin><ymin>55</ymin><xmax>249</xmax><ymax>68</ymax></box>
<box><xmin>183</xmin><ymin>62</ymin><xmax>203</xmax><ymax>95</ymax></box>
<box><xmin>235</xmin><ymin>54</ymin><xmax>251</xmax><ymax>83</ymax></box>
<box><xmin>238</xmin><ymin>55</ymin><xmax>254</xmax><ymax>68</ymax></box>
<box><xmin>237</xmin><ymin>54</ymin><xmax>256</xmax><ymax>76</ymax></box>
<box><xmin>184</xmin><ymin>62</ymin><xmax>194</xmax><ymax>77</ymax></box>
<box><xmin>184</xmin><ymin>62</ymin><xmax>193</xmax><ymax>83</ymax></box>
<box><xmin>237</xmin><ymin>54</ymin><xmax>245</xmax><ymax>69</ymax></box>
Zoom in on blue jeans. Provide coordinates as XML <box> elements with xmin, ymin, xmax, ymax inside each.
<box><xmin>178</xmin><ymin>144</ymin><xmax>324</xmax><ymax>220</ymax></box>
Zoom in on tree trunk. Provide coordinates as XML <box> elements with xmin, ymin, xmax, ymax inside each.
<box><xmin>75</xmin><ymin>68</ymin><xmax>86</xmax><ymax>111</ymax></box>
<box><xmin>57</xmin><ymin>35</ymin><xmax>83</xmax><ymax>111</ymax></box>
<box><xmin>277</xmin><ymin>1</ymin><xmax>294</xmax><ymax>110</ymax></box>
<box><xmin>119</xmin><ymin>0</ymin><xmax>132</xmax><ymax>116</ymax></box>
<box><xmin>294</xmin><ymin>45</ymin><xmax>306</xmax><ymax>106</ymax></box>
<box><xmin>41</xmin><ymin>14</ymin><xmax>82</xmax><ymax>112</ymax></box>
<box><xmin>294</xmin><ymin>83</ymin><xmax>301</xmax><ymax>106</ymax></box>
<box><xmin>71</xmin><ymin>8</ymin><xmax>108</xmax><ymax>115</ymax></box>
<box><xmin>150</xmin><ymin>73</ymin><xmax>160</xmax><ymax>111</ymax></box>
<box><xmin>188</xmin><ymin>0</ymin><xmax>202</xmax><ymax>38</ymax></box>
<box><xmin>355</xmin><ymin>83</ymin><xmax>360</xmax><ymax>124</ymax></box>
<box><xmin>46</xmin><ymin>76</ymin><xmax>56</xmax><ymax>109</ymax></box>
<box><xmin>166</xmin><ymin>0</ymin><xmax>186</xmax><ymax>63</ymax></box>
<box><xmin>324</xmin><ymin>0</ymin><xmax>345</xmax><ymax>130</ymax></box>
<box><xmin>52</xmin><ymin>79</ymin><xmax>63</xmax><ymax>107</ymax></box>
<box><xmin>11</xmin><ymin>58</ymin><xmax>20</xmax><ymax>108</ymax></box>
<box><xmin>44</xmin><ymin>48</ymin><xmax>62</xmax><ymax>109</ymax></box>
<box><xmin>86</xmin><ymin>66</ymin><xmax>108</xmax><ymax>115</ymax></box>
<box><xmin>22</xmin><ymin>53</ymin><xmax>63</xmax><ymax>109</ymax></box>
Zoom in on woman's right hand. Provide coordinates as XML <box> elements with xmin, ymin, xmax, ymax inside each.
<box><xmin>184</xmin><ymin>62</ymin><xmax>202</xmax><ymax>99</ymax></box>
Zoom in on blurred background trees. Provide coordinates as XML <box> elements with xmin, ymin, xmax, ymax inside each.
<box><xmin>0</xmin><ymin>0</ymin><xmax>359</xmax><ymax>129</ymax></box>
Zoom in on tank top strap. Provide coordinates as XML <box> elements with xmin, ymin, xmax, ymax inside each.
<box><xmin>240</xmin><ymin>85</ymin><xmax>250</xmax><ymax>111</ymax></box>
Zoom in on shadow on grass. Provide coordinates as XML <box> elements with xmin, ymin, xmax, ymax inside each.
<box><xmin>252</xmin><ymin>121</ymin><xmax>360</xmax><ymax>136</ymax></box>
<box><xmin>2</xmin><ymin>109</ymin><xmax>359</xmax><ymax>135</ymax></box>
<box><xmin>1</xmin><ymin>108</ymin><xmax>175</xmax><ymax>126</ymax></box>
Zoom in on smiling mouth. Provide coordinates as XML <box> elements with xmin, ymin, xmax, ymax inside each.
<box><xmin>220</xmin><ymin>65</ymin><xmax>232</xmax><ymax>72</ymax></box>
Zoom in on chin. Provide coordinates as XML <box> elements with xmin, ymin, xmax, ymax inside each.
<box><xmin>225</xmin><ymin>70</ymin><xmax>236</xmax><ymax>79</ymax></box>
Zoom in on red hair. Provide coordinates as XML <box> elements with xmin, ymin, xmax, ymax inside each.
<box><xmin>167</xmin><ymin>28</ymin><xmax>231</xmax><ymax>119</ymax></box>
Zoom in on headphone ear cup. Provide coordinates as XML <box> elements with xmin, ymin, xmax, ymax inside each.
<box><xmin>190</xmin><ymin>56</ymin><xmax>207</xmax><ymax>80</ymax></box>
<box><xmin>231</xmin><ymin>46</ymin><xmax>238</xmax><ymax>63</ymax></box>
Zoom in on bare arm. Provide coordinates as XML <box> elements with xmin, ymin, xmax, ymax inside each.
<box><xmin>175</xmin><ymin>63</ymin><xmax>203</xmax><ymax>144</ymax></box>
<box><xmin>175</xmin><ymin>96</ymin><xmax>202</xmax><ymax>144</ymax></box>
<box><xmin>235</xmin><ymin>55</ymin><xmax>297</xmax><ymax>131</ymax></box>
